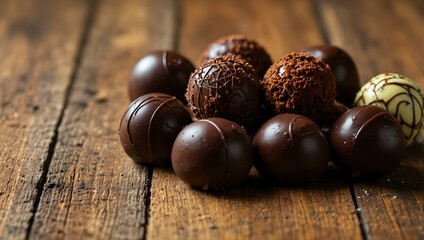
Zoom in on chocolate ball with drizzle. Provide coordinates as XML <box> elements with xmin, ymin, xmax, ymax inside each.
<box><xmin>186</xmin><ymin>54</ymin><xmax>262</xmax><ymax>129</ymax></box>
<box><xmin>119</xmin><ymin>93</ymin><xmax>192</xmax><ymax>165</ymax></box>
<box><xmin>171</xmin><ymin>117</ymin><xmax>253</xmax><ymax>190</ymax></box>
<box><xmin>253</xmin><ymin>114</ymin><xmax>330</xmax><ymax>183</ymax></box>
<box><xmin>354</xmin><ymin>73</ymin><xmax>424</xmax><ymax>147</ymax></box>
<box><xmin>330</xmin><ymin>105</ymin><xmax>405</xmax><ymax>176</ymax></box>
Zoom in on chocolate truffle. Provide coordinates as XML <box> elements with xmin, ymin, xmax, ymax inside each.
<box><xmin>129</xmin><ymin>50</ymin><xmax>195</xmax><ymax>103</ymax></box>
<box><xmin>304</xmin><ymin>45</ymin><xmax>360</xmax><ymax>107</ymax></box>
<box><xmin>186</xmin><ymin>54</ymin><xmax>262</xmax><ymax>128</ymax></box>
<box><xmin>252</xmin><ymin>114</ymin><xmax>330</xmax><ymax>183</ymax></box>
<box><xmin>200</xmin><ymin>35</ymin><xmax>272</xmax><ymax>78</ymax></box>
<box><xmin>119</xmin><ymin>93</ymin><xmax>192</xmax><ymax>165</ymax></box>
<box><xmin>171</xmin><ymin>118</ymin><xmax>253</xmax><ymax>190</ymax></box>
<box><xmin>261</xmin><ymin>52</ymin><xmax>346</xmax><ymax>125</ymax></box>
<box><xmin>330</xmin><ymin>105</ymin><xmax>405</xmax><ymax>176</ymax></box>
<box><xmin>354</xmin><ymin>73</ymin><xmax>424</xmax><ymax>147</ymax></box>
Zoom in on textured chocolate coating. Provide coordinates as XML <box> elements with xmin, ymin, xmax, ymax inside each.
<box><xmin>129</xmin><ymin>50</ymin><xmax>195</xmax><ymax>103</ymax></box>
<box><xmin>354</xmin><ymin>73</ymin><xmax>424</xmax><ymax>147</ymax></box>
<box><xmin>304</xmin><ymin>45</ymin><xmax>360</xmax><ymax>107</ymax></box>
<box><xmin>253</xmin><ymin>114</ymin><xmax>330</xmax><ymax>183</ymax></box>
<box><xmin>201</xmin><ymin>35</ymin><xmax>273</xmax><ymax>78</ymax></box>
<box><xmin>261</xmin><ymin>52</ymin><xmax>346</xmax><ymax>125</ymax></box>
<box><xmin>330</xmin><ymin>105</ymin><xmax>405</xmax><ymax>176</ymax></box>
<box><xmin>171</xmin><ymin>118</ymin><xmax>253</xmax><ymax>190</ymax></box>
<box><xmin>119</xmin><ymin>93</ymin><xmax>192</xmax><ymax>165</ymax></box>
<box><xmin>186</xmin><ymin>54</ymin><xmax>262</xmax><ymax>129</ymax></box>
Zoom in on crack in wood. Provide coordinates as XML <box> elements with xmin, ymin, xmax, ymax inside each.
<box><xmin>349</xmin><ymin>182</ymin><xmax>370</xmax><ymax>240</ymax></box>
<box><xmin>310</xmin><ymin>0</ymin><xmax>330</xmax><ymax>45</ymax></box>
<box><xmin>24</xmin><ymin>1</ymin><xmax>100</xmax><ymax>239</ymax></box>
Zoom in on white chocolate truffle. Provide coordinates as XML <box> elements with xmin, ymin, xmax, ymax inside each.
<box><xmin>354</xmin><ymin>73</ymin><xmax>424</xmax><ymax>147</ymax></box>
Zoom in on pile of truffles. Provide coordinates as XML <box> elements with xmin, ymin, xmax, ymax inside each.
<box><xmin>119</xmin><ymin>34</ymin><xmax>424</xmax><ymax>190</ymax></box>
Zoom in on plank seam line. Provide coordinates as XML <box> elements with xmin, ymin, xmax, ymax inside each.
<box><xmin>143</xmin><ymin>1</ymin><xmax>181</xmax><ymax>239</ymax></box>
<box><xmin>141</xmin><ymin>167</ymin><xmax>153</xmax><ymax>240</ymax></box>
<box><xmin>310</xmin><ymin>0</ymin><xmax>330</xmax><ymax>44</ymax></box>
<box><xmin>172</xmin><ymin>0</ymin><xmax>182</xmax><ymax>53</ymax></box>
<box><xmin>349</xmin><ymin>182</ymin><xmax>370</xmax><ymax>240</ymax></box>
<box><xmin>24</xmin><ymin>1</ymin><xmax>99</xmax><ymax>239</ymax></box>
<box><xmin>60</xmin><ymin>0</ymin><xmax>100</xmax><ymax>230</ymax></box>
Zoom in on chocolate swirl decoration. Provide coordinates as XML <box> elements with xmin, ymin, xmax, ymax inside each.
<box><xmin>186</xmin><ymin>54</ymin><xmax>262</xmax><ymax>129</ymax></box>
<box><xmin>119</xmin><ymin>93</ymin><xmax>192</xmax><ymax>165</ymax></box>
<box><xmin>354</xmin><ymin>73</ymin><xmax>424</xmax><ymax>147</ymax></box>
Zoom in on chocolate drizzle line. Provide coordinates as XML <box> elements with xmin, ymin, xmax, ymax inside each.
<box><xmin>200</xmin><ymin>119</ymin><xmax>230</xmax><ymax>190</ymax></box>
<box><xmin>350</xmin><ymin>110</ymin><xmax>393</xmax><ymax>148</ymax></box>
<box><xmin>162</xmin><ymin>50</ymin><xmax>178</xmax><ymax>91</ymax></box>
<box><xmin>287</xmin><ymin>116</ymin><xmax>303</xmax><ymax>145</ymax></box>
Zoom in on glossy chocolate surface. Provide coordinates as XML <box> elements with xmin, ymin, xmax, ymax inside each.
<box><xmin>129</xmin><ymin>50</ymin><xmax>195</xmax><ymax>103</ymax></box>
<box><xmin>186</xmin><ymin>54</ymin><xmax>262</xmax><ymax>129</ymax></box>
<box><xmin>330</xmin><ymin>105</ymin><xmax>405</xmax><ymax>176</ymax></box>
<box><xmin>304</xmin><ymin>45</ymin><xmax>360</xmax><ymax>107</ymax></box>
<box><xmin>201</xmin><ymin>35</ymin><xmax>272</xmax><ymax>78</ymax></box>
<box><xmin>171</xmin><ymin>118</ymin><xmax>253</xmax><ymax>190</ymax></box>
<box><xmin>119</xmin><ymin>93</ymin><xmax>192</xmax><ymax>165</ymax></box>
<box><xmin>253</xmin><ymin>114</ymin><xmax>330</xmax><ymax>182</ymax></box>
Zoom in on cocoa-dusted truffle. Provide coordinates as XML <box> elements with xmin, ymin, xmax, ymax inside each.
<box><xmin>261</xmin><ymin>52</ymin><xmax>346</xmax><ymax>125</ymax></box>
<box><xmin>201</xmin><ymin>35</ymin><xmax>272</xmax><ymax>78</ymax></box>
<box><xmin>129</xmin><ymin>50</ymin><xmax>195</xmax><ymax>103</ymax></box>
<box><xmin>253</xmin><ymin>114</ymin><xmax>330</xmax><ymax>183</ymax></box>
<box><xmin>330</xmin><ymin>105</ymin><xmax>405</xmax><ymax>176</ymax></box>
<box><xmin>171</xmin><ymin>118</ymin><xmax>253</xmax><ymax>190</ymax></box>
<box><xmin>186</xmin><ymin>54</ymin><xmax>262</xmax><ymax>129</ymax></box>
<box><xmin>119</xmin><ymin>93</ymin><xmax>192</xmax><ymax>165</ymax></box>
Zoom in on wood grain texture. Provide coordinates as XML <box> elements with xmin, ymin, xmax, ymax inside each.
<box><xmin>318</xmin><ymin>0</ymin><xmax>424</xmax><ymax>82</ymax></box>
<box><xmin>0</xmin><ymin>0</ymin><xmax>422</xmax><ymax>239</ymax></box>
<box><xmin>148</xmin><ymin>169</ymin><xmax>361</xmax><ymax>240</ymax></box>
<box><xmin>147</xmin><ymin>0</ymin><xmax>362</xmax><ymax>239</ymax></box>
<box><xmin>318</xmin><ymin>0</ymin><xmax>424</xmax><ymax>239</ymax></box>
<box><xmin>0</xmin><ymin>0</ymin><xmax>87</xmax><ymax>239</ymax></box>
<box><xmin>28</xmin><ymin>0</ymin><xmax>178</xmax><ymax>239</ymax></box>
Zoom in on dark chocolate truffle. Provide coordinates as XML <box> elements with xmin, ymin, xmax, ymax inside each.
<box><xmin>171</xmin><ymin>118</ymin><xmax>253</xmax><ymax>190</ymax></box>
<box><xmin>330</xmin><ymin>105</ymin><xmax>405</xmax><ymax>176</ymax></box>
<box><xmin>304</xmin><ymin>45</ymin><xmax>360</xmax><ymax>107</ymax></box>
<box><xmin>253</xmin><ymin>114</ymin><xmax>330</xmax><ymax>183</ymax></box>
<box><xmin>261</xmin><ymin>52</ymin><xmax>346</xmax><ymax>125</ymax></box>
<box><xmin>119</xmin><ymin>93</ymin><xmax>192</xmax><ymax>165</ymax></box>
<box><xmin>186</xmin><ymin>54</ymin><xmax>262</xmax><ymax>129</ymax></box>
<box><xmin>129</xmin><ymin>50</ymin><xmax>195</xmax><ymax>103</ymax></box>
<box><xmin>201</xmin><ymin>35</ymin><xmax>273</xmax><ymax>78</ymax></box>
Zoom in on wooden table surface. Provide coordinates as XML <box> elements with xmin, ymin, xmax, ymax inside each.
<box><xmin>1</xmin><ymin>0</ymin><xmax>423</xmax><ymax>239</ymax></box>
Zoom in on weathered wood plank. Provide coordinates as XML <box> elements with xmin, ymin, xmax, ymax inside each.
<box><xmin>147</xmin><ymin>0</ymin><xmax>362</xmax><ymax>239</ymax></box>
<box><xmin>0</xmin><ymin>1</ymin><xmax>88</xmax><ymax>239</ymax></box>
<box><xmin>28</xmin><ymin>0</ymin><xmax>178</xmax><ymax>239</ymax></box>
<box><xmin>318</xmin><ymin>0</ymin><xmax>424</xmax><ymax>239</ymax></box>
<box><xmin>178</xmin><ymin>0</ymin><xmax>325</xmax><ymax>64</ymax></box>
<box><xmin>149</xmin><ymin>168</ymin><xmax>361</xmax><ymax>239</ymax></box>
